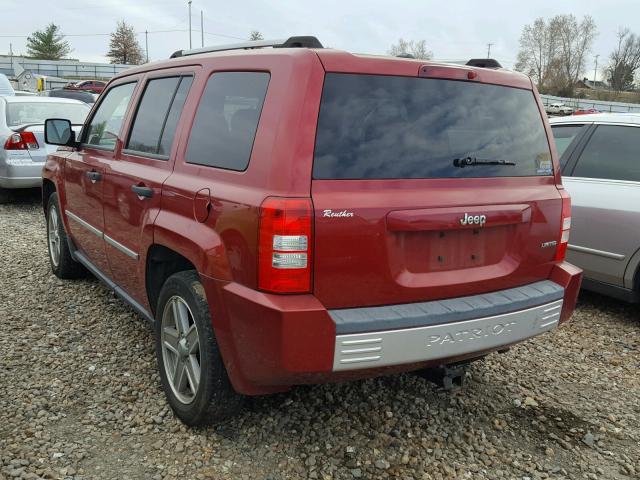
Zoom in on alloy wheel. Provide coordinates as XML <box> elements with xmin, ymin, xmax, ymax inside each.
<box><xmin>160</xmin><ymin>296</ymin><xmax>201</xmax><ymax>404</ymax></box>
<box><xmin>48</xmin><ymin>206</ymin><xmax>61</xmax><ymax>268</ymax></box>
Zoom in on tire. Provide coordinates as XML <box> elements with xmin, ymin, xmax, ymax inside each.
<box><xmin>0</xmin><ymin>187</ymin><xmax>11</xmax><ymax>204</ymax></box>
<box><xmin>155</xmin><ymin>270</ymin><xmax>243</xmax><ymax>426</ymax></box>
<box><xmin>46</xmin><ymin>192</ymin><xmax>85</xmax><ymax>279</ymax></box>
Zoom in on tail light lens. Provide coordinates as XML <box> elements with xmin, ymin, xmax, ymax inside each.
<box><xmin>258</xmin><ymin>197</ymin><xmax>313</xmax><ymax>293</ymax></box>
<box><xmin>3</xmin><ymin>132</ymin><xmax>39</xmax><ymax>150</ymax></box>
<box><xmin>555</xmin><ymin>190</ymin><xmax>571</xmax><ymax>261</ymax></box>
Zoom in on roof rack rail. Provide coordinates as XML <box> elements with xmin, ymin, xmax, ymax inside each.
<box><xmin>466</xmin><ymin>58</ymin><xmax>502</xmax><ymax>69</ymax></box>
<box><xmin>170</xmin><ymin>35</ymin><xmax>323</xmax><ymax>59</ymax></box>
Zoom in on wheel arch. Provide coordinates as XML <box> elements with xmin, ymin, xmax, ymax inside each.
<box><xmin>145</xmin><ymin>244</ymin><xmax>197</xmax><ymax>316</ymax></box>
<box><xmin>623</xmin><ymin>245</ymin><xmax>640</xmax><ymax>292</ymax></box>
<box><xmin>42</xmin><ymin>178</ymin><xmax>56</xmax><ymax>214</ymax></box>
<box><xmin>146</xmin><ymin>216</ymin><xmax>234</xmax><ymax>314</ymax></box>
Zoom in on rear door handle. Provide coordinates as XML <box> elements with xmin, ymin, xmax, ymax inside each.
<box><xmin>131</xmin><ymin>184</ymin><xmax>153</xmax><ymax>199</ymax></box>
<box><xmin>86</xmin><ymin>170</ymin><xmax>101</xmax><ymax>183</ymax></box>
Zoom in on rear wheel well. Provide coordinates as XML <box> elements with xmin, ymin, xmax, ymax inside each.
<box><xmin>146</xmin><ymin>245</ymin><xmax>197</xmax><ymax>316</ymax></box>
<box><xmin>42</xmin><ymin>179</ymin><xmax>56</xmax><ymax>214</ymax></box>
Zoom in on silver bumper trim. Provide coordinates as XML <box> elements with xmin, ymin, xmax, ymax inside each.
<box><xmin>332</xmin><ymin>299</ymin><xmax>563</xmax><ymax>371</ymax></box>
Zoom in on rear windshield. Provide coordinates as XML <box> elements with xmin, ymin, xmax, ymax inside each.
<box><xmin>6</xmin><ymin>101</ymin><xmax>89</xmax><ymax>128</ymax></box>
<box><xmin>313</xmin><ymin>73</ymin><xmax>552</xmax><ymax>179</ymax></box>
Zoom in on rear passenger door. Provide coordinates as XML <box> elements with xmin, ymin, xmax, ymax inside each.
<box><xmin>102</xmin><ymin>73</ymin><xmax>193</xmax><ymax>309</ymax></box>
<box><xmin>161</xmin><ymin>71</ymin><xmax>270</xmax><ymax>285</ymax></box>
<box><xmin>563</xmin><ymin>124</ymin><xmax>640</xmax><ymax>287</ymax></box>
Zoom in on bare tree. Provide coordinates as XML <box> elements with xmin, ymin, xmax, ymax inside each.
<box><xmin>515</xmin><ymin>14</ymin><xmax>596</xmax><ymax>96</ymax></box>
<box><xmin>249</xmin><ymin>31</ymin><xmax>264</xmax><ymax>41</ymax></box>
<box><xmin>388</xmin><ymin>39</ymin><xmax>432</xmax><ymax>60</ymax></box>
<box><xmin>553</xmin><ymin>14</ymin><xmax>597</xmax><ymax>96</ymax></box>
<box><xmin>107</xmin><ymin>20</ymin><xmax>144</xmax><ymax>65</ymax></box>
<box><xmin>606</xmin><ymin>28</ymin><xmax>640</xmax><ymax>91</ymax></box>
<box><xmin>515</xmin><ymin>18</ymin><xmax>556</xmax><ymax>89</ymax></box>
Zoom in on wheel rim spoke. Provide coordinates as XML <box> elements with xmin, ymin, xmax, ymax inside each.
<box><xmin>186</xmin><ymin>324</ymin><xmax>199</xmax><ymax>354</ymax></box>
<box><xmin>163</xmin><ymin>327</ymin><xmax>180</xmax><ymax>354</ymax></box>
<box><xmin>176</xmin><ymin>301</ymin><xmax>190</xmax><ymax>334</ymax></box>
<box><xmin>185</xmin><ymin>355</ymin><xmax>200</xmax><ymax>395</ymax></box>
<box><xmin>172</xmin><ymin>358</ymin><xmax>187</xmax><ymax>392</ymax></box>
<box><xmin>170</xmin><ymin>299</ymin><xmax>182</xmax><ymax>334</ymax></box>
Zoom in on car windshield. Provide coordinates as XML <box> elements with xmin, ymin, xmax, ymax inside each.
<box><xmin>5</xmin><ymin>101</ymin><xmax>89</xmax><ymax>127</ymax></box>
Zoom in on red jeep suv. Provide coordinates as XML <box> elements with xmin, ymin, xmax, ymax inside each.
<box><xmin>42</xmin><ymin>36</ymin><xmax>582</xmax><ymax>426</ymax></box>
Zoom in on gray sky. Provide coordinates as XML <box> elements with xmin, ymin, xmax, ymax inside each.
<box><xmin>2</xmin><ymin>0</ymin><xmax>635</xmax><ymax>80</ymax></box>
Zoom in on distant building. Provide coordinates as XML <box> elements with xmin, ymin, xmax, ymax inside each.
<box><xmin>576</xmin><ymin>77</ymin><xmax>608</xmax><ymax>90</ymax></box>
<box><xmin>0</xmin><ymin>55</ymin><xmax>131</xmax><ymax>81</ymax></box>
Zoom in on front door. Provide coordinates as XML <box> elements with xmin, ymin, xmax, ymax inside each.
<box><xmin>62</xmin><ymin>149</ymin><xmax>108</xmax><ymax>273</ymax></box>
<box><xmin>63</xmin><ymin>81</ymin><xmax>138</xmax><ymax>275</ymax></box>
<box><xmin>102</xmin><ymin>74</ymin><xmax>193</xmax><ymax>309</ymax></box>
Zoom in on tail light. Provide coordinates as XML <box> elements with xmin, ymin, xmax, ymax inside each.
<box><xmin>555</xmin><ymin>190</ymin><xmax>571</xmax><ymax>261</ymax></box>
<box><xmin>258</xmin><ymin>197</ymin><xmax>313</xmax><ymax>293</ymax></box>
<box><xmin>3</xmin><ymin>132</ymin><xmax>39</xmax><ymax>150</ymax></box>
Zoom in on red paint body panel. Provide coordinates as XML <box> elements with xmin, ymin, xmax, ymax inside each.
<box><xmin>550</xmin><ymin>262</ymin><xmax>583</xmax><ymax>322</ymax></box>
<box><xmin>62</xmin><ymin>149</ymin><xmax>110</xmax><ymax>273</ymax></box>
<box><xmin>311</xmin><ymin>177</ymin><xmax>564</xmax><ymax>309</ymax></box>
<box><xmin>42</xmin><ymin>48</ymin><xmax>583</xmax><ymax>396</ymax></box>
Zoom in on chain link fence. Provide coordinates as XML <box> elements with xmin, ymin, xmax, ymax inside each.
<box><xmin>0</xmin><ymin>57</ymin><xmax>131</xmax><ymax>80</ymax></box>
<box><xmin>540</xmin><ymin>93</ymin><xmax>640</xmax><ymax>113</ymax></box>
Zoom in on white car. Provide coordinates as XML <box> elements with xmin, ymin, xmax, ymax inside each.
<box><xmin>0</xmin><ymin>73</ymin><xmax>14</xmax><ymax>96</ymax></box>
<box><xmin>0</xmin><ymin>96</ymin><xmax>89</xmax><ymax>202</ymax></box>
<box><xmin>546</xmin><ymin>103</ymin><xmax>574</xmax><ymax>115</ymax></box>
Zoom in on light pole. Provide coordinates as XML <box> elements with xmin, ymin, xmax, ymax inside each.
<box><xmin>145</xmin><ymin>30</ymin><xmax>149</xmax><ymax>63</ymax></box>
<box><xmin>593</xmin><ymin>54</ymin><xmax>599</xmax><ymax>84</ymax></box>
<box><xmin>201</xmin><ymin>10</ymin><xmax>204</xmax><ymax>47</ymax></box>
<box><xmin>188</xmin><ymin>1</ymin><xmax>192</xmax><ymax>49</ymax></box>
<box><xmin>487</xmin><ymin>42</ymin><xmax>494</xmax><ymax>58</ymax></box>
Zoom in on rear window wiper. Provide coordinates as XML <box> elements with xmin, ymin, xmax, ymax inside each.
<box><xmin>453</xmin><ymin>156</ymin><xmax>516</xmax><ymax>168</ymax></box>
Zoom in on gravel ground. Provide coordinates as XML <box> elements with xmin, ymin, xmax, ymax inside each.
<box><xmin>1</xmin><ymin>192</ymin><xmax>639</xmax><ymax>480</ymax></box>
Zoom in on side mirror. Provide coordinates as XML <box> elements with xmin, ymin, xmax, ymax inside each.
<box><xmin>44</xmin><ymin>118</ymin><xmax>78</xmax><ymax>147</ymax></box>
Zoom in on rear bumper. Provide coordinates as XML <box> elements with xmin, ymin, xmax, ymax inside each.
<box><xmin>203</xmin><ymin>262</ymin><xmax>582</xmax><ymax>395</ymax></box>
<box><xmin>333</xmin><ymin>298</ymin><xmax>562</xmax><ymax>371</ymax></box>
<box><xmin>0</xmin><ymin>158</ymin><xmax>44</xmax><ymax>189</ymax></box>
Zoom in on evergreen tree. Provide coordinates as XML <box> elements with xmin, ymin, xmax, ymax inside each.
<box><xmin>26</xmin><ymin>23</ymin><xmax>71</xmax><ymax>60</ymax></box>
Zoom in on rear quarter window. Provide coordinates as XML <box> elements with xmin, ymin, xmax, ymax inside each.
<box><xmin>185</xmin><ymin>72</ymin><xmax>269</xmax><ymax>171</ymax></box>
<box><xmin>313</xmin><ymin>73</ymin><xmax>552</xmax><ymax>179</ymax></box>
<box><xmin>551</xmin><ymin>124</ymin><xmax>586</xmax><ymax>168</ymax></box>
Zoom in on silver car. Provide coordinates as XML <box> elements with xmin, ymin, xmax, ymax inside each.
<box><xmin>0</xmin><ymin>96</ymin><xmax>89</xmax><ymax>202</ymax></box>
<box><xmin>550</xmin><ymin>113</ymin><xmax>640</xmax><ymax>302</ymax></box>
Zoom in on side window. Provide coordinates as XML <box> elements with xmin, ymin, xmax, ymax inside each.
<box><xmin>551</xmin><ymin>125</ymin><xmax>585</xmax><ymax>168</ymax></box>
<box><xmin>84</xmin><ymin>82</ymin><xmax>136</xmax><ymax>150</ymax></box>
<box><xmin>126</xmin><ymin>76</ymin><xmax>193</xmax><ymax>157</ymax></box>
<box><xmin>185</xmin><ymin>72</ymin><xmax>269</xmax><ymax>171</ymax></box>
<box><xmin>573</xmin><ymin>125</ymin><xmax>640</xmax><ymax>182</ymax></box>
